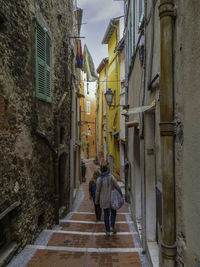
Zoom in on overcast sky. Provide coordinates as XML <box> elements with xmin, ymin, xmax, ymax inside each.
<box><xmin>77</xmin><ymin>0</ymin><xmax>124</xmax><ymax>71</ymax></box>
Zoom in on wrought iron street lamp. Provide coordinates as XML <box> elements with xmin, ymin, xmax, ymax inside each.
<box><xmin>105</xmin><ymin>88</ymin><xmax>129</xmax><ymax>109</ymax></box>
<box><xmin>105</xmin><ymin>88</ymin><xmax>114</xmax><ymax>106</ymax></box>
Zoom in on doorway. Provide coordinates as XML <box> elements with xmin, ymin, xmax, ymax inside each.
<box><xmin>58</xmin><ymin>153</ymin><xmax>67</xmax><ymax>207</ymax></box>
<box><xmin>133</xmin><ymin>128</ymin><xmax>142</xmax><ymax>221</ymax></box>
<box><xmin>145</xmin><ymin>112</ymin><xmax>156</xmax><ymax>242</ymax></box>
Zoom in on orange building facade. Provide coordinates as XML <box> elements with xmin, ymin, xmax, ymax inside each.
<box><xmin>80</xmin><ymin>73</ymin><xmax>97</xmax><ymax>159</ymax></box>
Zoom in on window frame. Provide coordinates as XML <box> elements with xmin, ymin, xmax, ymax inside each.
<box><xmin>137</xmin><ymin>0</ymin><xmax>144</xmax><ymax>32</ymax></box>
<box><xmin>35</xmin><ymin>22</ymin><xmax>51</xmax><ymax>103</ymax></box>
<box><xmin>86</xmin><ymin>101</ymin><xmax>91</xmax><ymax>114</ymax></box>
<box><xmin>126</xmin><ymin>0</ymin><xmax>135</xmax><ymax>72</ymax></box>
<box><xmin>87</xmin><ymin>124</ymin><xmax>91</xmax><ymax>136</ymax></box>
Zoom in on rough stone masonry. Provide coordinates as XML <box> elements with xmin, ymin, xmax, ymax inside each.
<box><xmin>0</xmin><ymin>0</ymin><xmax>74</xmax><ymax>262</ymax></box>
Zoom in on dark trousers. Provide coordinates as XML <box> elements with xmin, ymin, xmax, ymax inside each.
<box><xmin>93</xmin><ymin>197</ymin><xmax>101</xmax><ymax>220</ymax></box>
<box><xmin>95</xmin><ymin>204</ymin><xmax>102</xmax><ymax>220</ymax></box>
<box><xmin>104</xmin><ymin>208</ymin><xmax>116</xmax><ymax>232</ymax></box>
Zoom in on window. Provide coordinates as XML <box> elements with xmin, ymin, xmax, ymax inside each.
<box><xmin>129</xmin><ymin>3</ymin><xmax>132</xmax><ymax>59</ymax></box>
<box><xmin>60</xmin><ymin>127</ymin><xmax>65</xmax><ymax>144</ymax></box>
<box><xmin>86</xmin><ymin>101</ymin><xmax>91</xmax><ymax>114</ymax></box>
<box><xmin>35</xmin><ymin>22</ymin><xmax>51</xmax><ymax>102</ymax></box>
<box><xmin>126</xmin><ymin>0</ymin><xmax>144</xmax><ymax>72</ymax></box>
<box><xmin>127</xmin><ymin>0</ymin><xmax>135</xmax><ymax>71</ymax></box>
<box><xmin>131</xmin><ymin>0</ymin><xmax>135</xmax><ymax>56</ymax></box>
<box><xmin>137</xmin><ymin>0</ymin><xmax>144</xmax><ymax>30</ymax></box>
<box><xmin>87</xmin><ymin>124</ymin><xmax>91</xmax><ymax>136</ymax></box>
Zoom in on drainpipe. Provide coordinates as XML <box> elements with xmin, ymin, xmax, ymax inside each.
<box><xmin>147</xmin><ymin>0</ymin><xmax>155</xmax><ymax>90</ymax></box>
<box><xmin>105</xmin><ymin>63</ymin><xmax>109</xmax><ymax>159</ymax></box>
<box><xmin>159</xmin><ymin>1</ymin><xmax>176</xmax><ymax>266</ymax></box>
<box><xmin>94</xmin><ymin>117</ymin><xmax>97</xmax><ymax>156</ymax></box>
<box><xmin>123</xmin><ymin>0</ymin><xmax>129</xmax><ymax>203</ymax></box>
<box><xmin>69</xmin><ymin>73</ymin><xmax>75</xmax><ymax>211</ymax></box>
<box><xmin>53</xmin><ymin>111</ymin><xmax>59</xmax><ymax>225</ymax></box>
<box><xmin>141</xmin><ymin>0</ymin><xmax>147</xmax><ymax>253</ymax></box>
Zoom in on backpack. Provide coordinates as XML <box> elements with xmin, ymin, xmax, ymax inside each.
<box><xmin>111</xmin><ymin>189</ymin><xmax>124</xmax><ymax>210</ymax></box>
<box><xmin>100</xmin><ymin>174</ymin><xmax>124</xmax><ymax>210</ymax></box>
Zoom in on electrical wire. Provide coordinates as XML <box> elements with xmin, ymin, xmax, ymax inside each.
<box><xmin>80</xmin><ymin>80</ymin><xmax>125</xmax><ymax>83</ymax></box>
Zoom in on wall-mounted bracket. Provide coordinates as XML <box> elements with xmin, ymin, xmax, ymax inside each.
<box><xmin>160</xmin><ymin>121</ymin><xmax>176</xmax><ymax>136</ymax></box>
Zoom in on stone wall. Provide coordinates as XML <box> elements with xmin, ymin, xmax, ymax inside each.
<box><xmin>175</xmin><ymin>1</ymin><xmax>200</xmax><ymax>265</ymax></box>
<box><xmin>126</xmin><ymin>0</ymin><xmax>200</xmax><ymax>266</ymax></box>
<box><xmin>0</xmin><ymin>0</ymin><xmax>73</xmax><ymax>258</ymax></box>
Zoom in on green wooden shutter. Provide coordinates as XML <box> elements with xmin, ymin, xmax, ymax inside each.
<box><xmin>131</xmin><ymin>0</ymin><xmax>135</xmax><ymax>56</ymax></box>
<box><xmin>138</xmin><ymin>0</ymin><xmax>144</xmax><ymax>28</ymax></box>
<box><xmin>35</xmin><ymin>23</ymin><xmax>51</xmax><ymax>102</ymax></box>
<box><xmin>45</xmin><ymin>35</ymin><xmax>51</xmax><ymax>102</ymax></box>
<box><xmin>129</xmin><ymin>5</ymin><xmax>132</xmax><ymax>58</ymax></box>
<box><xmin>128</xmin><ymin>19</ymin><xmax>131</xmax><ymax>69</ymax></box>
<box><xmin>139</xmin><ymin>0</ymin><xmax>142</xmax><ymax>22</ymax></box>
<box><xmin>127</xmin><ymin>28</ymin><xmax>129</xmax><ymax>72</ymax></box>
<box><xmin>126</xmin><ymin>29</ymin><xmax>128</xmax><ymax>74</ymax></box>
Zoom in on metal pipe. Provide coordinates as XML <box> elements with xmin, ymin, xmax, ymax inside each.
<box><xmin>53</xmin><ymin>111</ymin><xmax>59</xmax><ymax>225</ymax></box>
<box><xmin>148</xmin><ymin>72</ymin><xmax>160</xmax><ymax>90</ymax></box>
<box><xmin>69</xmin><ymin>139</ymin><xmax>74</xmax><ymax>211</ymax></box>
<box><xmin>141</xmin><ymin>0</ymin><xmax>148</xmax><ymax>253</ymax></box>
<box><xmin>159</xmin><ymin>1</ymin><xmax>176</xmax><ymax>265</ymax></box>
<box><xmin>124</xmin><ymin>0</ymin><xmax>128</xmax><ymax>92</ymax></box>
<box><xmin>147</xmin><ymin>0</ymin><xmax>155</xmax><ymax>89</ymax></box>
<box><xmin>69</xmin><ymin>74</ymin><xmax>75</xmax><ymax>211</ymax></box>
<box><xmin>105</xmin><ymin>63</ymin><xmax>109</xmax><ymax>159</ymax></box>
<box><xmin>94</xmin><ymin>117</ymin><xmax>97</xmax><ymax>156</ymax></box>
<box><xmin>124</xmin><ymin>0</ymin><xmax>129</xmax><ymax>205</ymax></box>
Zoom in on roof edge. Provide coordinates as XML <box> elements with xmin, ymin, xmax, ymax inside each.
<box><xmin>101</xmin><ymin>18</ymin><xmax>120</xmax><ymax>44</ymax></box>
<box><xmin>96</xmin><ymin>58</ymin><xmax>108</xmax><ymax>74</ymax></box>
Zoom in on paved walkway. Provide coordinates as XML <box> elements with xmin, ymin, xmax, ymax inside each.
<box><xmin>8</xmin><ymin>159</ymin><xmax>149</xmax><ymax>267</ymax></box>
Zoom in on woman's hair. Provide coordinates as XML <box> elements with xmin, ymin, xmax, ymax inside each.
<box><xmin>100</xmin><ymin>161</ymin><xmax>109</xmax><ymax>173</ymax></box>
<box><xmin>93</xmin><ymin>170</ymin><xmax>100</xmax><ymax>180</ymax></box>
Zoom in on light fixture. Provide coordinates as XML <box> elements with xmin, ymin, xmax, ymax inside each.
<box><xmin>105</xmin><ymin>88</ymin><xmax>129</xmax><ymax>109</ymax></box>
<box><xmin>105</xmin><ymin>88</ymin><xmax>114</xmax><ymax>106</ymax></box>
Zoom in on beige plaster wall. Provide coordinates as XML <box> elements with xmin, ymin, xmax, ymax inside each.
<box><xmin>175</xmin><ymin>0</ymin><xmax>200</xmax><ymax>265</ymax></box>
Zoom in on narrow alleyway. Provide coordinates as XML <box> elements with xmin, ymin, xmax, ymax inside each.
<box><xmin>8</xmin><ymin>160</ymin><xmax>149</xmax><ymax>267</ymax></box>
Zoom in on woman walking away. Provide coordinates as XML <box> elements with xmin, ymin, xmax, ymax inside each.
<box><xmin>95</xmin><ymin>162</ymin><xmax>123</xmax><ymax>236</ymax></box>
<box><xmin>89</xmin><ymin>170</ymin><xmax>102</xmax><ymax>221</ymax></box>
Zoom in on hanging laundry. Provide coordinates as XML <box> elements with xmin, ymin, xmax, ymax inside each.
<box><xmin>75</xmin><ymin>39</ymin><xmax>83</xmax><ymax>69</ymax></box>
<box><xmin>83</xmin><ymin>44</ymin><xmax>98</xmax><ymax>82</ymax></box>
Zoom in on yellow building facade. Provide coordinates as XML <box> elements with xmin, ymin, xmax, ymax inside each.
<box><xmin>96</xmin><ymin>58</ymin><xmax>108</xmax><ymax>164</ymax></box>
<box><xmin>101</xmin><ymin>18</ymin><xmax>121</xmax><ymax>179</ymax></box>
<box><xmin>80</xmin><ymin>72</ymin><xmax>97</xmax><ymax>159</ymax></box>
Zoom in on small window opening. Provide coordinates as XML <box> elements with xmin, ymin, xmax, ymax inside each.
<box><xmin>0</xmin><ymin>14</ymin><xmax>6</xmax><ymax>31</ymax></box>
<box><xmin>37</xmin><ymin>213</ymin><xmax>45</xmax><ymax>229</ymax></box>
<box><xmin>60</xmin><ymin>127</ymin><xmax>65</xmax><ymax>144</ymax></box>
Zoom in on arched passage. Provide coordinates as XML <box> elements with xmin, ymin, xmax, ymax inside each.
<box><xmin>58</xmin><ymin>153</ymin><xmax>68</xmax><ymax>208</ymax></box>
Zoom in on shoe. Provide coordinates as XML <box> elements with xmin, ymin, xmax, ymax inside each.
<box><xmin>110</xmin><ymin>227</ymin><xmax>117</xmax><ymax>234</ymax></box>
<box><xmin>106</xmin><ymin>231</ymin><xmax>110</xmax><ymax>236</ymax></box>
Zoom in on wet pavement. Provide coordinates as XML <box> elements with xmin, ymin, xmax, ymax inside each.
<box><xmin>8</xmin><ymin>159</ymin><xmax>149</xmax><ymax>267</ymax></box>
